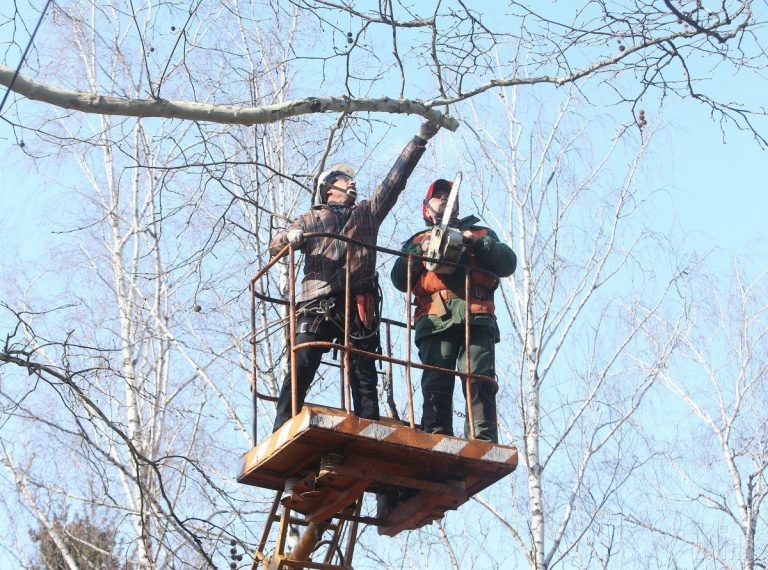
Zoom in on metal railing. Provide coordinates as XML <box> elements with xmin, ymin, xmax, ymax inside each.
<box><xmin>248</xmin><ymin>232</ymin><xmax>500</xmax><ymax>445</ymax></box>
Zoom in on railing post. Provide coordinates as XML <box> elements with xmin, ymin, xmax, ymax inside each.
<box><xmin>405</xmin><ymin>255</ymin><xmax>416</xmax><ymax>428</ymax></box>
<box><xmin>384</xmin><ymin>321</ymin><xmax>400</xmax><ymax>420</ymax></box>
<box><xmin>250</xmin><ymin>278</ymin><xmax>258</xmax><ymax>445</ymax></box>
<box><xmin>464</xmin><ymin>270</ymin><xmax>476</xmax><ymax>439</ymax></box>
<box><xmin>288</xmin><ymin>245</ymin><xmax>299</xmax><ymax>419</ymax></box>
<box><xmin>343</xmin><ymin>247</ymin><xmax>352</xmax><ymax>413</ymax></box>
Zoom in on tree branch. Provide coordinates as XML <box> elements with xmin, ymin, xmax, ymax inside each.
<box><xmin>0</xmin><ymin>64</ymin><xmax>460</xmax><ymax>130</ymax></box>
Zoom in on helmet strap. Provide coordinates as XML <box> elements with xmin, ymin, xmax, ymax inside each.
<box><xmin>424</xmin><ymin>201</ymin><xmax>441</xmax><ymax>221</ymax></box>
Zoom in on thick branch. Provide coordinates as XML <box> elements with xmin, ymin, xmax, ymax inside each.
<box><xmin>0</xmin><ymin>65</ymin><xmax>459</xmax><ymax>130</ymax></box>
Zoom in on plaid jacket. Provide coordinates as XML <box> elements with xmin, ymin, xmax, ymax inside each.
<box><xmin>269</xmin><ymin>135</ymin><xmax>428</xmax><ymax>302</ymax></box>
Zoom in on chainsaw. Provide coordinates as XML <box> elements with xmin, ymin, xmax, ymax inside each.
<box><xmin>424</xmin><ymin>172</ymin><xmax>465</xmax><ymax>275</ymax></box>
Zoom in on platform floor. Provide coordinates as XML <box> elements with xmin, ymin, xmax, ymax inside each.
<box><xmin>238</xmin><ymin>406</ymin><xmax>518</xmax><ymax>536</ymax></box>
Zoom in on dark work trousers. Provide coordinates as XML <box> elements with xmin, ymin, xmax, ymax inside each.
<box><xmin>272</xmin><ymin>307</ymin><xmax>381</xmax><ymax>432</ymax></box>
<box><xmin>416</xmin><ymin>324</ymin><xmax>498</xmax><ymax>443</ymax></box>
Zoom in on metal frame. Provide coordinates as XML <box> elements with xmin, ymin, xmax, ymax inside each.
<box><xmin>248</xmin><ymin>232</ymin><xmax>500</xmax><ymax>445</ymax></box>
<box><xmin>252</xmin><ymin>489</ymin><xmax>358</xmax><ymax>570</ymax></box>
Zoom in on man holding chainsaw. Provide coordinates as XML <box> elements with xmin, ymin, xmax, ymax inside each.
<box><xmin>390</xmin><ymin>177</ymin><xmax>516</xmax><ymax>443</ymax></box>
<box><xmin>269</xmin><ymin>120</ymin><xmax>441</xmax><ymax>432</ymax></box>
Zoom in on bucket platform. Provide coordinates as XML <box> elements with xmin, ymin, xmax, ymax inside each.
<box><xmin>238</xmin><ymin>405</ymin><xmax>518</xmax><ymax>536</ymax></box>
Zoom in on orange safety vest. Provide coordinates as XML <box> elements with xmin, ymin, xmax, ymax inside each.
<box><xmin>411</xmin><ymin>228</ymin><xmax>499</xmax><ymax>322</ymax></box>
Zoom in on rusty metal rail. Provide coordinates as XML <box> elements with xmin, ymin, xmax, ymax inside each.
<box><xmin>248</xmin><ymin>232</ymin><xmax>500</xmax><ymax>444</ymax></box>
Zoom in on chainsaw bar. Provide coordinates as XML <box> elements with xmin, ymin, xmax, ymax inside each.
<box><xmin>439</xmin><ymin>171</ymin><xmax>462</xmax><ymax>233</ymax></box>
<box><xmin>424</xmin><ymin>172</ymin><xmax>463</xmax><ymax>273</ymax></box>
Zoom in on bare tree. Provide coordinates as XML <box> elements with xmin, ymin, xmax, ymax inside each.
<box><xmin>2</xmin><ymin>1</ymin><xmax>766</xmax><ymax>568</ymax></box>
<box><xmin>410</xmin><ymin>86</ymin><xmax>690</xmax><ymax>569</ymax></box>
<box><xmin>632</xmin><ymin>261</ymin><xmax>768</xmax><ymax>570</ymax></box>
<box><xmin>0</xmin><ymin>2</ymin><xmax>313</xmax><ymax>566</ymax></box>
<box><xmin>1</xmin><ymin>1</ymin><xmax>766</xmax><ymax>140</ymax></box>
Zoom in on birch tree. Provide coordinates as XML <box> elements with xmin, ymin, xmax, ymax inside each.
<box><xmin>415</xmin><ymin>87</ymin><xmax>690</xmax><ymax>569</ymax></box>
<box><xmin>632</xmin><ymin>261</ymin><xmax>768</xmax><ymax>570</ymax></box>
<box><xmin>0</xmin><ymin>2</ymin><xmax>316</xmax><ymax>567</ymax></box>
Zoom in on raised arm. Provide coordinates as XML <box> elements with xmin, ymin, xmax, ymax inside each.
<box><xmin>368</xmin><ymin>121</ymin><xmax>440</xmax><ymax>223</ymax></box>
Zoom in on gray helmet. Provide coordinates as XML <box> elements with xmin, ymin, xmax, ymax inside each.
<box><xmin>317</xmin><ymin>163</ymin><xmax>356</xmax><ymax>204</ymax></box>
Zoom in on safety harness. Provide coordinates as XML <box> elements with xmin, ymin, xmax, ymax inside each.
<box><xmin>295</xmin><ymin>275</ymin><xmax>382</xmax><ymax>341</ymax></box>
<box><xmin>411</xmin><ymin>228</ymin><xmax>499</xmax><ymax>321</ymax></box>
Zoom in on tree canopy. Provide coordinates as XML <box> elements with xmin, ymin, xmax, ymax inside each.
<box><xmin>2</xmin><ymin>1</ymin><xmax>768</xmax><ymax>569</ymax></box>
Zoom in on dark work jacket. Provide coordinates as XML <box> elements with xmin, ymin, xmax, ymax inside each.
<box><xmin>270</xmin><ymin>136</ymin><xmax>428</xmax><ymax>302</ymax></box>
<box><xmin>390</xmin><ymin>216</ymin><xmax>516</xmax><ymax>342</ymax></box>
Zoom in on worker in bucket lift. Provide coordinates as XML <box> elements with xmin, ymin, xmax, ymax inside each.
<box><xmin>390</xmin><ymin>178</ymin><xmax>516</xmax><ymax>443</ymax></box>
<box><xmin>269</xmin><ymin>120</ymin><xmax>441</xmax><ymax>432</ymax></box>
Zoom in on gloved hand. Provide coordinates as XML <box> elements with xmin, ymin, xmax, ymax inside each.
<box><xmin>418</xmin><ymin>120</ymin><xmax>441</xmax><ymax>141</ymax></box>
<box><xmin>286</xmin><ymin>228</ymin><xmax>304</xmax><ymax>248</ymax></box>
<box><xmin>462</xmin><ymin>230</ymin><xmax>478</xmax><ymax>248</ymax></box>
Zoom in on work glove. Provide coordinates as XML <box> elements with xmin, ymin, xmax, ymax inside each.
<box><xmin>286</xmin><ymin>228</ymin><xmax>304</xmax><ymax>249</ymax></box>
<box><xmin>418</xmin><ymin>120</ymin><xmax>441</xmax><ymax>141</ymax></box>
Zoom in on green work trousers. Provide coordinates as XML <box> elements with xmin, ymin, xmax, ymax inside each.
<box><xmin>415</xmin><ymin>324</ymin><xmax>498</xmax><ymax>443</ymax></box>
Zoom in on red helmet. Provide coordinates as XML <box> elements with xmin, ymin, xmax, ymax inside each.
<box><xmin>422</xmin><ymin>179</ymin><xmax>456</xmax><ymax>222</ymax></box>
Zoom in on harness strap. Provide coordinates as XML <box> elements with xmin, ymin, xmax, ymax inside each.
<box><xmin>416</xmin><ymin>285</ymin><xmax>494</xmax><ymax>306</ymax></box>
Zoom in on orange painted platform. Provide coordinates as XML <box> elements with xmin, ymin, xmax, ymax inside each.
<box><xmin>238</xmin><ymin>406</ymin><xmax>518</xmax><ymax>536</ymax></box>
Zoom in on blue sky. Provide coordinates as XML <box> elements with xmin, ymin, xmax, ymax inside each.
<box><xmin>659</xmin><ymin>98</ymin><xmax>767</xmax><ymax>257</ymax></box>
<box><xmin>2</xmin><ymin>2</ymin><xmax>768</xmax><ymax>567</ymax></box>
<box><xmin>2</xmin><ymin>0</ymin><xmax>766</xmax><ymax>267</ymax></box>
